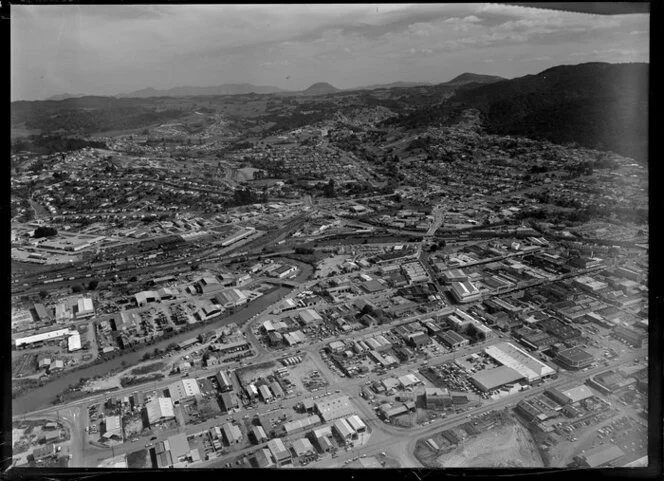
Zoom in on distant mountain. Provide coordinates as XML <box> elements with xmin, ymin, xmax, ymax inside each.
<box><xmin>119</xmin><ymin>83</ymin><xmax>287</xmax><ymax>98</ymax></box>
<box><xmin>356</xmin><ymin>81</ymin><xmax>432</xmax><ymax>91</ymax></box>
<box><xmin>45</xmin><ymin>93</ymin><xmax>91</xmax><ymax>101</ymax></box>
<box><xmin>445</xmin><ymin>73</ymin><xmax>506</xmax><ymax>85</ymax></box>
<box><xmin>450</xmin><ymin>62</ymin><xmax>649</xmax><ymax>161</ymax></box>
<box><xmin>387</xmin><ymin>62</ymin><xmax>648</xmax><ymax>162</ymax></box>
<box><xmin>301</xmin><ymin>82</ymin><xmax>340</xmax><ymax>95</ymax></box>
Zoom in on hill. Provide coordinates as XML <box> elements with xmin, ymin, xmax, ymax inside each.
<box><xmin>357</xmin><ymin>81</ymin><xmax>432</xmax><ymax>91</ymax></box>
<box><xmin>119</xmin><ymin>83</ymin><xmax>286</xmax><ymax>98</ymax></box>
<box><xmin>301</xmin><ymin>82</ymin><xmax>340</xmax><ymax>95</ymax></box>
<box><xmin>445</xmin><ymin>73</ymin><xmax>506</xmax><ymax>85</ymax></box>
<box><xmin>386</xmin><ymin>62</ymin><xmax>648</xmax><ymax>162</ymax></box>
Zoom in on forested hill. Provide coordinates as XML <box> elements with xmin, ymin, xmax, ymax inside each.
<box><xmin>385</xmin><ymin>62</ymin><xmax>649</xmax><ymax>162</ymax></box>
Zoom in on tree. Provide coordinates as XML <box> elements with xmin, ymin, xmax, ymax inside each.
<box><xmin>39</xmin><ymin>290</ymin><xmax>49</xmax><ymax>299</ymax></box>
<box><xmin>71</xmin><ymin>285</ymin><xmax>83</xmax><ymax>293</ymax></box>
<box><xmin>33</xmin><ymin>226</ymin><xmax>58</xmax><ymax>238</ymax></box>
<box><xmin>87</xmin><ymin>280</ymin><xmax>99</xmax><ymax>290</ymax></box>
<box><xmin>323</xmin><ymin>179</ymin><xmax>336</xmax><ymax>198</ymax></box>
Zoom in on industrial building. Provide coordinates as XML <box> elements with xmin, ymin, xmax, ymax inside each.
<box><xmin>145</xmin><ymin>397</ymin><xmax>175</xmax><ymax>425</ymax></box>
<box><xmin>168</xmin><ymin>379</ymin><xmax>201</xmax><ymax>403</ymax></box>
<box><xmin>76</xmin><ymin>297</ymin><xmax>95</xmax><ymax>319</ymax></box>
<box><xmin>14</xmin><ymin>328</ymin><xmax>71</xmax><ymax>348</ymax></box>
<box><xmin>346</xmin><ymin>415</ymin><xmax>366</xmax><ymax>434</ymax></box>
<box><xmin>315</xmin><ymin>394</ymin><xmax>355</xmax><ymax>422</ymax></box>
<box><xmin>450</xmin><ymin>281</ymin><xmax>481</xmax><ymax>303</ymax></box>
<box><xmin>267</xmin><ymin>438</ymin><xmax>292</xmax><ymax>467</ymax></box>
<box><xmin>220</xmin><ymin>391</ymin><xmax>239</xmax><ymax>412</ymax></box>
<box><xmin>554</xmin><ymin>346</ymin><xmax>594</xmax><ymax>370</ymax></box>
<box><xmin>299</xmin><ymin>308</ymin><xmax>323</xmax><ymax>325</ymax></box>
<box><xmin>484</xmin><ymin>342</ymin><xmax>556</xmax><ymax>383</ymax></box>
<box><xmin>424</xmin><ymin>387</ymin><xmax>452</xmax><ymax>409</ymax></box>
<box><xmin>437</xmin><ymin>330</ymin><xmax>469</xmax><ymax>349</ymax></box>
<box><xmin>222</xmin><ymin>423</ymin><xmax>242</xmax><ymax>444</ymax></box>
<box><xmin>215</xmin><ymin>371</ymin><xmax>233</xmax><ymax>392</ymax></box>
<box><xmin>333</xmin><ymin>418</ymin><xmax>355</xmax><ymax>442</ymax></box>
<box><xmin>282</xmin><ymin>414</ymin><xmax>321</xmax><ymax>436</ymax></box>
<box><xmin>576</xmin><ymin>444</ymin><xmax>625</xmax><ymax>467</ymax></box>
<box><xmin>68</xmin><ymin>332</ymin><xmax>82</xmax><ymax>352</ymax></box>
<box><xmin>471</xmin><ymin>365</ymin><xmax>525</xmax><ymax>392</ymax></box>
<box><xmin>291</xmin><ymin>438</ymin><xmax>316</xmax><ymax>460</ymax></box>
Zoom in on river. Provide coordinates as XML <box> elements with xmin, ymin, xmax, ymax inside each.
<box><xmin>13</xmin><ymin>283</ymin><xmax>298</xmax><ymax>414</ymax></box>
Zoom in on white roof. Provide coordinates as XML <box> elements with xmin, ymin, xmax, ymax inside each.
<box><xmin>562</xmin><ymin>385</ymin><xmax>595</xmax><ymax>403</ymax></box>
<box><xmin>77</xmin><ymin>297</ymin><xmax>94</xmax><ymax>313</ymax></box>
<box><xmin>104</xmin><ymin>415</ymin><xmax>122</xmax><ymax>437</ymax></box>
<box><xmin>146</xmin><ymin>397</ymin><xmax>174</xmax><ymax>424</ymax></box>
<box><xmin>168</xmin><ymin>379</ymin><xmax>200</xmax><ymax>402</ymax></box>
<box><xmin>485</xmin><ymin>342</ymin><xmax>555</xmax><ymax>381</ymax></box>
<box><xmin>68</xmin><ymin>332</ymin><xmax>81</xmax><ymax>352</ymax></box>
<box><xmin>346</xmin><ymin>415</ymin><xmax>366</xmax><ymax>432</ymax></box>
<box><xmin>15</xmin><ymin>328</ymin><xmax>70</xmax><ymax>347</ymax></box>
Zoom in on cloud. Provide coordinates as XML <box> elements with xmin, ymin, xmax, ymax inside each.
<box><xmin>10</xmin><ymin>4</ymin><xmax>650</xmax><ymax>100</ymax></box>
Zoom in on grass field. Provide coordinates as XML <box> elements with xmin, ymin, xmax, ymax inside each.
<box><xmin>129</xmin><ymin>362</ymin><xmax>166</xmax><ymax>376</ymax></box>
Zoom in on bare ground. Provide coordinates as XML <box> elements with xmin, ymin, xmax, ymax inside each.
<box><xmin>435</xmin><ymin>421</ymin><xmax>545</xmax><ymax>468</ymax></box>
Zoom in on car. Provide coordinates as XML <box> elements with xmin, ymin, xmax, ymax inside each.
<box><xmin>145</xmin><ymin>443</ymin><xmax>153</xmax><ymax>448</ymax></box>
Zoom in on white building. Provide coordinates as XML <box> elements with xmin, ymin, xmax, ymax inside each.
<box><xmin>145</xmin><ymin>397</ymin><xmax>175</xmax><ymax>425</ymax></box>
<box><xmin>168</xmin><ymin>379</ymin><xmax>201</xmax><ymax>403</ymax></box>
<box><xmin>76</xmin><ymin>298</ymin><xmax>95</xmax><ymax>319</ymax></box>
<box><xmin>68</xmin><ymin>332</ymin><xmax>82</xmax><ymax>352</ymax></box>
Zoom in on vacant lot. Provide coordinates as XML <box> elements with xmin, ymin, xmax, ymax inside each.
<box><xmin>130</xmin><ymin>362</ymin><xmax>166</xmax><ymax>376</ymax></box>
<box><xmin>432</xmin><ymin>419</ymin><xmax>544</xmax><ymax>468</ymax></box>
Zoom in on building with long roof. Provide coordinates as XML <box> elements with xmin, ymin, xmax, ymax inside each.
<box><xmin>315</xmin><ymin>394</ymin><xmax>355</xmax><ymax>422</ymax></box>
<box><xmin>484</xmin><ymin>342</ymin><xmax>556</xmax><ymax>383</ymax></box>
<box><xmin>168</xmin><ymin>379</ymin><xmax>201</xmax><ymax>403</ymax></box>
<box><xmin>145</xmin><ymin>397</ymin><xmax>175</xmax><ymax>425</ymax></box>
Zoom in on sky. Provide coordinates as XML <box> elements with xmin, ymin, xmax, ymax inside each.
<box><xmin>11</xmin><ymin>3</ymin><xmax>650</xmax><ymax>101</ymax></box>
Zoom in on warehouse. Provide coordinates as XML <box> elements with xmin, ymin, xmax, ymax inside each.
<box><xmin>315</xmin><ymin>394</ymin><xmax>355</xmax><ymax>422</ymax></box>
<box><xmin>555</xmin><ymin>346</ymin><xmax>594</xmax><ymax>370</ymax></box>
<box><xmin>68</xmin><ymin>332</ymin><xmax>82</xmax><ymax>352</ymax></box>
<box><xmin>259</xmin><ymin>384</ymin><xmax>273</xmax><ymax>403</ymax></box>
<box><xmin>437</xmin><ymin>330</ymin><xmax>470</xmax><ymax>349</ymax></box>
<box><xmin>15</xmin><ymin>328</ymin><xmax>71</xmax><ymax>348</ymax></box>
<box><xmin>450</xmin><ymin>281</ymin><xmax>481</xmax><ymax>303</ymax></box>
<box><xmin>441</xmin><ymin>269</ymin><xmax>468</xmax><ymax>283</ymax></box>
<box><xmin>220</xmin><ymin>391</ymin><xmax>239</xmax><ymax>412</ymax></box>
<box><xmin>471</xmin><ymin>365</ymin><xmax>525</xmax><ymax>392</ymax></box>
<box><xmin>254</xmin><ymin>448</ymin><xmax>275</xmax><ymax>468</ymax></box>
<box><xmin>562</xmin><ymin>385</ymin><xmax>595</xmax><ymax>404</ymax></box>
<box><xmin>76</xmin><ymin>297</ymin><xmax>95</xmax><ymax>318</ymax></box>
<box><xmin>222</xmin><ymin>422</ymin><xmax>243</xmax><ymax>444</ymax></box>
<box><xmin>282</xmin><ymin>414</ymin><xmax>321</xmax><ymax>436</ymax></box>
<box><xmin>215</xmin><ymin>288</ymin><xmax>248</xmax><ymax>308</ymax></box>
<box><xmin>252</xmin><ymin>425</ymin><xmax>268</xmax><ymax>444</ymax></box>
<box><xmin>576</xmin><ymin>444</ymin><xmax>625</xmax><ymax>467</ymax></box>
<box><xmin>346</xmin><ymin>415</ymin><xmax>366</xmax><ymax>434</ymax></box>
<box><xmin>103</xmin><ymin>415</ymin><xmax>123</xmax><ymax>440</ymax></box>
<box><xmin>145</xmin><ymin>397</ymin><xmax>175</xmax><ymax>425</ymax></box>
<box><xmin>134</xmin><ymin>290</ymin><xmax>160</xmax><ymax>307</ymax></box>
<box><xmin>291</xmin><ymin>438</ymin><xmax>316</xmax><ymax>460</ymax></box>
<box><xmin>267</xmin><ymin>438</ymin><xmax>292</xmax><ymax>466</ymax></box>
<box><xmin>299</xmin><ymin>308</ymin><xmax>323</xmax><ymax>325</ymax></box>
<box><xmin>168</xmin><ymin>379</ymin><xmax>201</xmax><ymax>403</ymax></box>
<box><xmin>424</xmin><ymin>387</ymin><xmax>452</xmax><ymax>409</ymax></box>
<box><xmin>215</xmin><ymin>371</ymin><xmax>233</xmax><ymax>392</ymax></box>
<box><xmin>484</xmin><ymin>342</ymin><xmax>556</xmax><ymax>383</ymax></box>
<box><xmin>269</xmin><ymin>381</ymin><xmax>284</xmax><ymax>398</ymax></box>
<box><xmin>333</xmin><ymin>418</ymin><xmax>355</xmax><ymax>442</ymax></box>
